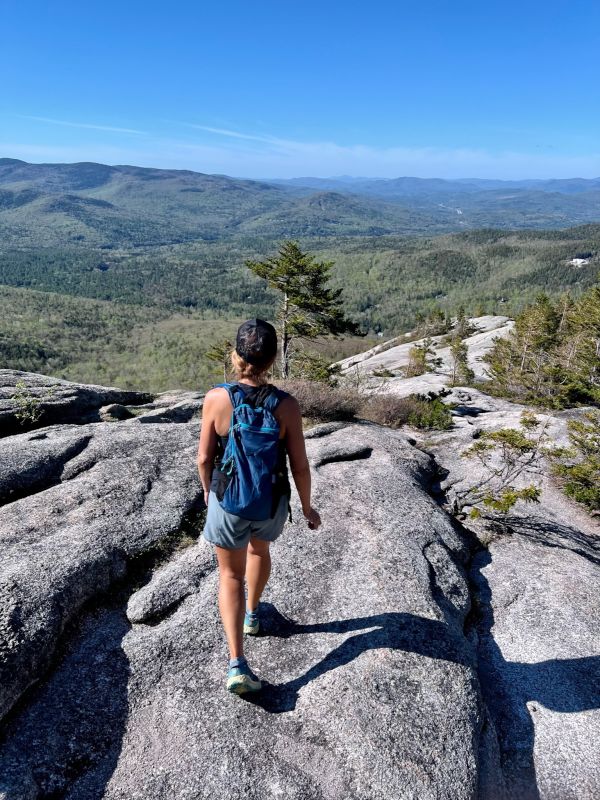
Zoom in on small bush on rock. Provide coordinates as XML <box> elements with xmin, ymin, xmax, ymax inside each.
<box><xmin>550</xmin><ymin>409</ymin><xmax>600</xmax><ymax>513</ymax></box>
<box><xmin>280</xmin><ymin>382</ymin><xmax>454</xmax><ymax>430</ymax></box>
<box><xmin>11</xmin><ymin>379</ymin><xmax>56</xmax><ymax>426</ymax></box>
<box><xmin>361</xmin><ymin>392</ymin><xmax>453</xmax><ymax>430</ymax></box>
<box><xmin>360</xmin><ymin>394</ymin><xmax>418</xmax><ymax>427</ymax></box>
<box><xmin>456</xmin><ymin>411</ymin><xmax>547</xmax><ymax>517</ymax></box>
<box><xmin>372</xmin><ymin>368</ymin><xmax>396</xmax><ymax>378</ymax></box>
<box><xmin>408</xmin><ymin>393</ymin><xmax>454</xmax><ymax>430</ymax></box>
<box><xmin>280</xmin><ymin>379</ymin><xmax>361</xmax><ymax>422</ymax></box>
<box><xmin>403</xmin><ymin>338</ymin><xmax>442</xmax><ymax>378</ymax></box>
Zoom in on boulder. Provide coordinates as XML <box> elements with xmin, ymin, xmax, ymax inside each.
<box><xmin>127</xmin><ymin>390</ymin><xmax>204</xmax><ymax>423</ymax></box>
<box><xmin>0</xmin><ymin>370</ymin><xmax>153</xmax><ymax>436</ymax></box>
<box><xmin>151</xmin><ymin>389</ymin><xmax>205</xmax><ymax>409</ymax></box>
<box><xmin>98</xmin><ymin>403</ymin><xmax>135</xmax><ymax>421</ymax></box>
<box><xmin>0</xmin><ymin>420</ymin><xmax>203</xmax><ymax>723</ymax></box>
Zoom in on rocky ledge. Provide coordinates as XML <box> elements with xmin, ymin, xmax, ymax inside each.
<box><xmin>425</xmin><ymin>386</ymin><xmax>600</xmax><ymax>800</ymax></box>
<box><xmin>0</xmin><ymin>370</ymin><xmax>204</xmax><ymax>436</ymax></box>
<box><xmin>0</xmin><ymin>371</ymin><xmax>598</xmax><ymax>800</ymax></box>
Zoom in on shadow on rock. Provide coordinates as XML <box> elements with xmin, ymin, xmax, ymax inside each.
<box><xmin>250</xmin><ymin>597</ymin><xmax>600</xmax><ymax>800</ymax></box>
<box><xmin>490</xmin><ymin>514</ymin><xmax>600</xmax><ymax>568</ymax></box>
<box><xmin>472</xmin><ymin>550</ymin><xmax>600</xmax><ymax>800</ymax></box>
<box><xmin>0</xmin><ymin>608</ymin><xmax>131</xmax><ymax>799</ymax></box>
<box><xmin>246</xmin><ymin>607</ymin><xmax>473</xmax><ymax>713</ymax></box>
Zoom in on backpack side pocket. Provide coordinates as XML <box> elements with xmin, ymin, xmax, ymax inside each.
<box><xmin>211</xmin><ymin>467</ymin><xmax>232</xmax><ymax>502</ymax></box>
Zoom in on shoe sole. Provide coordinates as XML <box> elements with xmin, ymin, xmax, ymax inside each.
<box><xmin>243</xmin><ymin>622</ymin><xmax>260</xmax><ymax>635</ymax></box>
<box><xmin>227</xmin><ymin>675</ymin><xmax>262</xmax><ymax>694</ymax></box>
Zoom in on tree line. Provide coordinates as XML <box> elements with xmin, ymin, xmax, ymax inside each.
<box><xmin>485</xmin><ymin>280</ymin><xmax>600</xmax><ymax>408</ymax></box>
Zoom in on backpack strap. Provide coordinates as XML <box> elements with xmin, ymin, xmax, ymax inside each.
<box><xmin>262</xmin><ymin>385</ymin><xmax>289</xmax><ymax>413</ymax></box>
<box><xmin>214</xmin><ymin>382</ymin><xmax>245</xmax><ymax>409</ymax></box>
<box><xmin>214</xmin><ymin>382</ymin><xmax>287</xmax><ymax>413</ymax></box>
<box><xmin>212</xmin><ymin>384</ymin><xmax>242</xmax><ymax>452</ymax></box>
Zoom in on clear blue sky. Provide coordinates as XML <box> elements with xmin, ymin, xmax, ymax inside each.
<box><xmin>1</xmin><ymin>0</ymin><xmax>598</xmax><ymax>178</ymax></box>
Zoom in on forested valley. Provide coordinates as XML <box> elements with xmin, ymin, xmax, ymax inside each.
<box><xmin>1</xmin><ymin>159</ymin><xmax>598</xmax><ymax>391</ymax></box>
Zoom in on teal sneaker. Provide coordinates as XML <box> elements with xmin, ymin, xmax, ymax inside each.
<box><xmin>243</xmin><ymin>608</ymin><xmax>260</xmax><ymax>636</ymax></box>
<box><xmin>226</xmin><ymin>658</ymin><xmax>262</xmax><ymax>695</ymax></box>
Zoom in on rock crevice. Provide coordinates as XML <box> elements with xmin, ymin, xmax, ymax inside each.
<box><xmin>422</xmin><ymin>387</ymin><xmax>600</xmax><ymax>800</ymax></box>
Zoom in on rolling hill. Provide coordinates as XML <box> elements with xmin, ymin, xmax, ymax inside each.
<box><xmin>3</xmin><ymin>160</ymin><xmax>600</xmax><ymax>250</ymax></box>
<box><xmin>0</xmin><ymin>159</ymin><xmax>598</xmax><ymax>391</ymax></box>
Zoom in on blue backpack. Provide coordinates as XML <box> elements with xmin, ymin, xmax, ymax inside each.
<box><xmin>216</xmin><ymin>383</ymin><xmax>287</xmax><ymax>521</ymax></box>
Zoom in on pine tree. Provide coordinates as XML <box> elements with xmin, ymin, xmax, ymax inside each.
<box><xmin>416</xmin><ymin>307</ymin><xmax>448</xmax><ymax>337</ymax></box>
<box><xmin>405</xmin><ymin>337</ymin><xmax>440</xmax><ymax>377</ymax></box>
<box><xmin>450</xmin><ymin>336</ymin><xmax>475</xmax><ymax>386</ymax></box>
<box><xmin>567</xmin><ymin>285</ymin><xmax>600</xmax><ymax>389</ymax></box>
<box><xmin>406</xmin><ymin>345</ymin><xmax>428</xmax><ymax>378</ymax></box>
<box><xmin>293</xmin><ymin>350</ymin><xmax>341</xmax><ymax>385</ymax></box>
<box><xmin>484</xmin><ymin>279</ymin><xmax>600</xmax><ymax>407</ymax></box>
<box><xmin>455</xmin><ymin>306</ymin><xmax>472</xmax><ymax>339</ymax></box>
<box><xmin>555</xmin><ymin>292</ymin><xmax>574</xmax><ymax>333</ymax></box>
<box><xmin>246</xmin><ymin>241</ymin><xmax>360</xmax><ymax>378</ymax></box>
<box><xmin>514</xmin><ymin>294</ymin><xmax>557</xmax><ymax>377</ymax></box>
<box><xmin>552</xmin><ymin>410</ymin><xmax>600</xmax><ymax>511</ymax></box>
<box><xmin>206</xmin><ymin>338</ymin><xmax>233</xmax><ymax>381</ymax></box>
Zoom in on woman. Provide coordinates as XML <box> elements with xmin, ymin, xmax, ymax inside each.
<box><xmin>197</xmin><ymin>318</ymin><xmax>321</xmax><ymax>695</ymax></box>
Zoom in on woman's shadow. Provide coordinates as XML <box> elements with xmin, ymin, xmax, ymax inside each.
<box><xmin>249</xmin><ymin>580</ymin><xmax>600</xmax><ymax>800</ymax></box>
<box><xmin>248</xmin><ymin>604</ymin><xmax>475</xmax><ymax>714</ymax></box>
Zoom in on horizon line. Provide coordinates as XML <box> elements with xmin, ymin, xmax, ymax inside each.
<box><xmin>1</xmin><ymin>156</ymin><xmax>599</xmax><ymax>184</ymax></box>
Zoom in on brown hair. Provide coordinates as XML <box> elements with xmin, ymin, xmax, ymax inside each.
<box><xmin>230</xmin><ymin>349</ymin><xmax>275</xmax><ymax>383</ymax></box>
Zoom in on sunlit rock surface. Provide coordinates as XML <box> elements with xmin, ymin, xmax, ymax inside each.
<box><xmin>0</xmin><ymin>368</ymin><xmax>598</xmax><ymax>800</ymax></box>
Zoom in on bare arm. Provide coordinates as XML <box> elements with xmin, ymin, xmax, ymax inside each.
<box><xmin>282</xmin><ymin>397</ymin><xmax>321</xmax><ymax>529</ymax></box>
<box><xmin>197</xmin><ymin>391</ymin><xmax>219</xmax><ymax>504</ymax></box>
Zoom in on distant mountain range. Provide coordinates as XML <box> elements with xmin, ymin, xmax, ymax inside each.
<box><xmin>1</xmin><ymin>159</ymin><xmax>600</xmax><ymax>249</ymax></box>
<box><xmin>1</xmin><ymin>158</ymin><xmax>599</xmax><ymax>392</ymax></box>
<box><xmin>270</xmin><ymin>175</ymin><xmax>600</xmax><ymax>196</ymax></box>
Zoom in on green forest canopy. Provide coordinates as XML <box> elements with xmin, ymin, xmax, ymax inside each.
<box><xmin>1</xmin><ymin>223</ymin><xmax>598</xmax><ymax>392</ymax></box>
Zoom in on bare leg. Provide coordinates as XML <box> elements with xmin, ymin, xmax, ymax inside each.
<box><xmin>246</xmin><ymin>538</ymin><xmax>271</xmax><ymax>612</ymax></box>
<box><xmin>215</xmin><ymin>545</ymin><xmax>247</xmax><ymax>659</ymax></box>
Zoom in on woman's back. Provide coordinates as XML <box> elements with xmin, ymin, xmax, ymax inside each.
<box><xmin>205</xmin><ymin>382</ymin><xmax>306</xmax><ymax>473</ymax></box>
<box><xmin>212</xmin><ymin>382</ymin><xmax>289</xmax><ymax>478</ymax></box>
<box><xmin>196</xmin><ymin>317</ymin><xmax>321</xmax><ymax>695</ymax></box>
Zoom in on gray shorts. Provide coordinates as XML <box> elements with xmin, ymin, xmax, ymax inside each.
<box><xmin>203</xmin><ymin>491</ymin><xmax>289</xmax><ymax>550</ymax></box>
